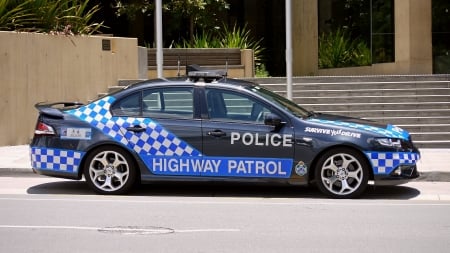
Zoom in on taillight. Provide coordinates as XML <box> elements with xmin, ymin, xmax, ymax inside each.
<box><xmin>35</xmin><ymin>122</ymin><xmax>56</xmax><ymax>135</ymax></box>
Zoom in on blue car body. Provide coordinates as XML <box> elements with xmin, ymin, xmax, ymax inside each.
<box><xmin>30</xmin><ymin>73</ymin><xmax>420</xmax><ymax>198</ymax></box>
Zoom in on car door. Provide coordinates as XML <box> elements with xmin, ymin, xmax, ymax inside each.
<box><xmin>110</xmin><ymin>86</ymin><xmax>204</xmax><ymax>176</ymax></box>
<box><xmin>200</xmin><ymin>87</ymin><xmax>295</xmax><ymax>179</ymax></box>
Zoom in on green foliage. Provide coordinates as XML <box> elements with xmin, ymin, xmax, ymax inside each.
<box><xmin>174</xmin><ymin>23</ymin><xmax>265</xmax><ymax>69</ymax></box>
<box><xmin>114</xmin><ymin>0</ymin><xmax>229</xmax><ymax>40</ymax></box>
<box><xmin>255</xmin><ymin>63</ymin><xmax>269</xmax><ymax>77</ymax></box>
<box><xmin>0</xmin><ymin>0</ymin><xmax>33</xmax><ymax>31</ymax></box>
<box><xmin>114</xmin><ymin>0</ymin><xmax>154</xmax><ymax>19</ymax></box>
<box><xmin>352</xmin><ymin>39</ymin><xmax>371</xmax><ymax>66</ymax></box>
<box><xmin>0</xmin><ymin>0</ymin><xmax>104</xmax><ymax>35</ymax></box>
<box><xmin>318</xmin><ymin>29</ymin><xmax>371</xmax><ymax>68</ymax></box>
<box><xmin>175</xmin><ymin>31</ymin><xmax>221</xmax><ymax>48</ymax></box>
<box><xmin>219</xmin><ymin>23</ymin><xmax>264</xmax><ymax>64</ymax></box>
<box><xmin>164</xmin><ymin>0</ymin><xmax>230</xmax><ymax>28</ymax></box>
<box><xmin>115</xmin><ymin>0</ymin><xmax>229</xmax><ymax>18</ymax></box>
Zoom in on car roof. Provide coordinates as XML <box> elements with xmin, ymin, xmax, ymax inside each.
<box><xmin>117</xmin><ymin>74</ymin><xmax>258</xmax><ymax>96</ymax></box>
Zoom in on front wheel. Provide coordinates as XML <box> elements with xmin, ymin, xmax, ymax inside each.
<box><xmin>315</xmin><ymin>148</ymin><xmax>369</xmax><ymax>199</ymax></box>
<box><xmin>83</xmin><ymin>146</ymin><xmax>137</xmax><ymax>194</ymax></box>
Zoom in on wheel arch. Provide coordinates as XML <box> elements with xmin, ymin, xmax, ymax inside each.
<box><xmin>307</xmin><ymin>144</ymin><xmax>374</xmax><ymax>183</ymax></box>
<box><xmin>77</xmin><ymin>141</ymin><xmax>143</xmax><ymax>182</ymax></box>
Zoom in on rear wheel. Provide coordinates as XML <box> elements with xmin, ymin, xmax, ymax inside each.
<box><xmin>315</xmin><ymin>148</ymin><xmax>369</xmax><ymax>199</ymax></box>
<box><xmin>83</xmin><ymin>146</ymin><xmax>137</xmax><ymax>194</ymax></box>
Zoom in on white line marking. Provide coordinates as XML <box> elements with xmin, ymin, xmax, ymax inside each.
<box><xmin>0</xmin><ymin>225</ymin><xmax>98</xmax><ymax>231</ymax></box>
<box><xmin>175</xmin><ymin>229</ymin><xmax>240</xmax><ymax>233</ymax></box>
<box><xmin>0</xmin><ymin>225</ymin><xmax>240</xmax><ymax>234</ymax></box>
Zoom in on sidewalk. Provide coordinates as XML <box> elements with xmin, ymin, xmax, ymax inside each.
<box><xmin>1</xmin><ymin>145</ymin><xmax>450</xmax><ymax>181</ymax></box>
<box><xmin>0</xmin><ymin>145</ymin><xmax>32</xmax><ymax>174</ymax></box>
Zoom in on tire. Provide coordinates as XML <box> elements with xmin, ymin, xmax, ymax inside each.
<box><xmin>83</xmin><ymin>146</ymin><xmax>137</xmax><ymax>194</ymax></box>
<box><xmin>315</xmin><ymin>148</ymin><xmax>369</xmax><ymax>199</ymax></box>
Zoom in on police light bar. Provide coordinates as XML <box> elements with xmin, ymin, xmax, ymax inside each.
<box><xmin>186</xmin><ymin>64</ymin><xmax>227</xmax><ymax>81</ymax></box>
<box><xmin>188</xmin><ymin>70</ymin><xmax>227</xmax><ymax>78</ymax></box>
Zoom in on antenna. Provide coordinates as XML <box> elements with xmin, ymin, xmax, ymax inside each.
<box><xmin>185</xmin><ymin>48</ymin><xmax>188</xmax><ymax>77</ymax></box>
<box><xmin>225</xmin><ymin>58</ymin><xmax>228</xmax><ymax>81</ymax></box>
<box><xmin>177</xmin><ymin>55</ymin><xmax>181</xmax><ymax>77</ymax></box>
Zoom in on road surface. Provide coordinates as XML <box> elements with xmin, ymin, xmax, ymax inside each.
<box><xmin>0</xmin><ymin>175</ymin><xmax>449</xmax><ymax>253</ymax></box>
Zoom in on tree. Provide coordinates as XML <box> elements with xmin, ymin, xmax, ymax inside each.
<box><xmin>114</xmin><ymin>0</ymin><xmax>230</xmax><ymax>42</ymax></box>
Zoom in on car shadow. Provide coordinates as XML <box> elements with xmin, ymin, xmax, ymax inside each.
<box><xmin>27</xmin><ymin>181</ymin><xmax>93</xmax><ymax>195</ymax></box>
<box><xmin>27</xmin><ymin>180</ymin><xmax>421</xmax><ymax>200</ymax></box>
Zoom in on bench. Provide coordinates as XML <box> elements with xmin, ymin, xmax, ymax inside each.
<box><xmin>147</xmin><ymin>48</ymin><xmax>254</xmax><ymax>78</ymax></box>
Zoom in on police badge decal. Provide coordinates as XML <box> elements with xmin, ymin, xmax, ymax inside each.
<box><xmin>295</xmin><ymin>161</ymin><xmax>308</xmax><ymax>176</ymax></box>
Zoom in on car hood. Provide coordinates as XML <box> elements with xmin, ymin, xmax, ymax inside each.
<box><xmin>306</xmin><ymin>113</ymin><xmax>411</xmax><ymax>140</ymax></box>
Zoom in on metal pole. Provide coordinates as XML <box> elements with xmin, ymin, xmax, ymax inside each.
<box><xmin>156</xmin><ymin>0</ymin><xmax>163</xmax><ymax>78</ymax></box>
<box><xmin>285</xmin><ymin>0</ymin><xmax>293</xmax><ymax>100</ymax></box>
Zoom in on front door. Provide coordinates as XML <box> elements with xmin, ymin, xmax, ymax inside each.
<box><xmin>201</xmin><ymin>88</ymin><xmax>295</xmax><ymax>179</ymax></box>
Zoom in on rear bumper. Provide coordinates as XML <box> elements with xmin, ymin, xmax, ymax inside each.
<box><xmin>32</xmin><ymin>167</ymin><xmax>80</xmax><ymax>180</ymax></box>
<box><xmin>30</xmin><ymin>146</ymin><xmax>85</xmax><ymax>180</ymax></box>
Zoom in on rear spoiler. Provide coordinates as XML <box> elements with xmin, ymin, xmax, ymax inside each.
<box><xmin>35</xmin><ymin>102</ymin><xmax>84</xmax><ymax>118</ymax></box>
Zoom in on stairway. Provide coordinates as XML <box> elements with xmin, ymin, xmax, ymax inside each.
<box><xmin>249</xmin><ymin>75</ymin><xmax>450</xmax><ymax>148</ymax></box>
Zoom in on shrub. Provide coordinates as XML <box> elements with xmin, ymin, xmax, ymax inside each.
<box><xmin>319</xmin><ymin>28</ymin><xmax>371</xmax><ymax>68</ymax></box>
<box><xmin>0</xmin><ymin>0</ymin><xmax>104</xmax><ymax>35</ymax></box>
<box><xmin>174</xmin><ymin>22</ymin><xmax>265</xmax><ymax>74</ymax></box>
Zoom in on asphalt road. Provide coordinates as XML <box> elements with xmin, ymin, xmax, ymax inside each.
<box><xmin>1</xmin><ymin>176</ymin><xmax>450</xmax><ymax>253</ymax></box>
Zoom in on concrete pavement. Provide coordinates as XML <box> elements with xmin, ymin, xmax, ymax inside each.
<box><xmin>0</xmin><ymin>145</ymin><xmax>450</xmax><ymax>181</ymax></box>
<box><xmin>0</xmin><ymin>145</ymin><xmax>32</xmax><ymax>174</ymax></box>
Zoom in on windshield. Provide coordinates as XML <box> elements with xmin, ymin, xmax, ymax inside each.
<box><xmin>247</xmin><ymin>86</ymin><xmax>311</xmax><ymax>118</ymax></box>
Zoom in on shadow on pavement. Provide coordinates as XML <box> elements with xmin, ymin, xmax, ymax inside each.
<box><xmin>27</xmin><ymin>181</ymin><xmax>93</xmax><ymax>195</ymax></box>
<box><xmin>27</xmin><ymin>180</ymin><xmax>421</xmax><ymax>200</ymax></box>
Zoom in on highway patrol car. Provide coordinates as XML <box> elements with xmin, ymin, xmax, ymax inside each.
<box><xmin>30</xmin><ymin>70</ymin><xmax>420</xmax><ymax>198</ymax></box>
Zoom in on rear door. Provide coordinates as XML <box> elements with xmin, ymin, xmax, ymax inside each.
<box><xmin>110</xmin><ymin>86</ymin><xmax>204</xmax><ymax>176</ymax></box>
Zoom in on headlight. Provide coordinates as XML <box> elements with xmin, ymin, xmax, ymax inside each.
<box><xmin>371</xmin><ymin>138</ymin><xmax>402</xmax><ymax>148</ymax></box>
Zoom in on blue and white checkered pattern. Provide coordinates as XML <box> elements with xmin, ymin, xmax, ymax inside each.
<box><xmin>308</xmin><ymin>118</ymin><xmax>409</xmax><ymax>140</ymax></box>
<box><xmin>30</xmin><ymin>147</ymin><xmax>84</xmax><ymax>172</ymax></box>
<box><xmin>116</xmin><ymin>116</ymin><xmax>200</xmax><ymax>156</ymax></box>
<box><xmin>67</xmin><ymin>96</ymin><xmax>201</xmax><ymax>156</ymax></box>
<box><xmin>365</xmin><ymin>152</ymin><xmax>420</xmax><ymax>174</ymax></box>
<box><xmin>68</xmin><ymin>97</ymin><xmax>129</xmax><ymax>146</ymax></box>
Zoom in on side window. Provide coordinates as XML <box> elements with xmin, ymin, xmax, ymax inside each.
<box><xmin>142</xmin><ymin>87</ymin><xmax>194</xmax><ymax>119</ymax></box>
<box><xmin>206</xmin><ymin>89</ymin><xmax>271</xmax><ymax>123</ymax></box>
<box><xmin>110</xmin><ymin>92</ymin><xmax>141</xmax><ymax>116</ymax></box>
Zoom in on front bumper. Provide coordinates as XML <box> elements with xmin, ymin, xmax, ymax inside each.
<box><xmin>365</xmin><ymin>151</ymin><xmax>420</xmax><ymax>185</ymax></box>
<box><xmin>373</xmin><ymin>164</ymin><xmax>420</xmax><ymax>185</ymax></box>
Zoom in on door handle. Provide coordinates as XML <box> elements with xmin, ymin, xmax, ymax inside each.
<box><xmin>208</xmin><ymin>130</ymin><xmax>226</xmax><ymax>137</ymax></box>
<box><xmin>126</xmin><ymin>125</ymin><xmax>146</xmax><ymax>133</ymax></box>
<box><xmin>296</xmin><ymin>137</ymin><xmax>313</xmax><ymax>147</ymax></box>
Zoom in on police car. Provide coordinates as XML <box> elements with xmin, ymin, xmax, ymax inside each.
<box><xmin>30</xmin><ymin>69</ymin><xmax>420</xmax><ymax>198</ymax></box>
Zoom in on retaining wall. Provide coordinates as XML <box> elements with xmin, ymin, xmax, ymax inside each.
<box><xmin>0</xmin><ymin>31</ymin><xmax>140</xmax><ymax>145</ymax></box>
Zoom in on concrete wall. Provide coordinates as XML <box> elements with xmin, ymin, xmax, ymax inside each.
<box><xmin>293</xmin><ymin>0</ymin><xmax>433</xmax><ymax>76</ymax></box>
<box><xmin>0</xmin><ymin>31</ymin><xmax>139</xmax><ymax>146</ymax></box>
<box><xmin>147</xmin><ymin>49</ymin><xmax>255</xmax><ymax>78</ymax></box>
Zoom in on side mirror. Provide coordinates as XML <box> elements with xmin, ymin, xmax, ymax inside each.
<box><xmin>264</xmin><ymin>113</ymin><xmax>283</xmax><ymax>127</ymax></box>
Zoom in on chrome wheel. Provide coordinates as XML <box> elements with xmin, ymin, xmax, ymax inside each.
<box><xmin>315</xmin><ymin>148</ymin><xmax>369</xmax><ymax>198</ymax></box>
<box><xmin>84</xmin><ymin>147</ymin><xmax>136</xmax><ymax>194</ymax></box>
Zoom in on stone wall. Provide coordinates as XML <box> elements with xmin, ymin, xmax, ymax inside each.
<box><xmin>0</xmin><ymin>31</ymin><xmax>140</xmax><ymax>145</ymax></box>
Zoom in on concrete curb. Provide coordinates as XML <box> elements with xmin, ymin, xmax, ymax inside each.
<box><xmin>0</xmin><ymin>168</ymin><xmax>34</xmax><ymax>177</ymax></box>
<box><xmin>417</xmin><ymin>171</ymin><xmax>450</xmax><ymax>182</ymax></box>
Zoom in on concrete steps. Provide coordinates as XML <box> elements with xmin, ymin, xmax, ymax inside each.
<box><xmin>249</xmin><ymin>75</ymin><xmax>450</xmax><ymax>149</ymax></box>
